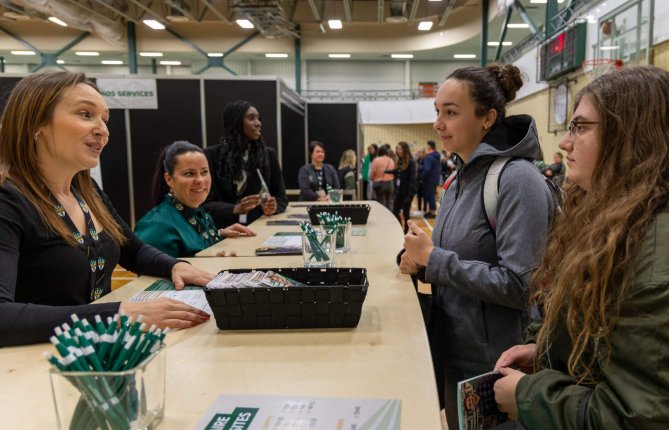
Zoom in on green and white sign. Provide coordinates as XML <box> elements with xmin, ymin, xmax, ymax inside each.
<box><xmin>97</xmin><ymin>78</ymin><xmax>158</xmax><ymax>109</ymax></box>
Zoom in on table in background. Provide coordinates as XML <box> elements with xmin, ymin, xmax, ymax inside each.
<box><xmin>0</xmin><ymin>202</ymin><xmax>441</xmax><ymax>430</ymax></box>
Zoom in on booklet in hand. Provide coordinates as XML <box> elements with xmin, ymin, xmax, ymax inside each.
<box><xmin>457</xmin><ymin>370</ymin><xmax>508</xmax><ymax>430</ymax></box>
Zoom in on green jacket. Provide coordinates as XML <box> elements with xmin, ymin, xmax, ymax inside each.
<box><xmin>135</xmin><ymin>195</ymin><xmax>221</xmax><ymax>258</ymax></box>
<box><xmin>516</xmin><ymin>206</ymin><xmax>669</xmax><ymax>429</ymax></box>
<box><xmin>362</xmin><ymin>154</ymin><xmax>371</xmax><ymax>181</ymax></box>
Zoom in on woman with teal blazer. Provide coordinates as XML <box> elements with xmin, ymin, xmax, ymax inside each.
<box><xmin>136</xmin><ymin>141</ymin><xmax>255</xmax><ymax>257</ymax></box>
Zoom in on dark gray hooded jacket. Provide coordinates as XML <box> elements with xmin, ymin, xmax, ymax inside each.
<box><xmin>425</xmin><ymin>114</ymin><xmax>554</xmax><ymax>373</ymax></box>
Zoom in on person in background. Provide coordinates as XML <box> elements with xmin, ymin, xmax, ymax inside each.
<box><xmin>415</xmin><ymin>148</ymin><xmax>426</xmax><ymax>213</ymax></box>
<box><xmin>400</xmin><ymin>64</ymin><xmax>553</xmax><ymax>430</ymax></box>
<box><xmin>392</xmin><ymin>141</ymin><xmax>417</xmax><ymax>233</ymax></box>
<box><xmin>0</xmin><ymin>71</ymin><xmax>213</xmax><ymax>347</ymax></box>
<box><xmin>440</xmin><ymin>149</ymin><xmax>457</xmax><ymax>183</ymax></box>
<box><xmin>383</xmin><ymin>143</ymin><xmax>398</xmax><ymax>165</ymax></box>
<box><xmin>370</xmin><ymin>145</ymin><xmax>395</xmax><ymax>211</ymax></box>
<box><xmin>337</xmin><ymin>149</ymin><xmax>357</xmax><ymax>193</ymax></box>
<box><xmin>298</xmin><ymin>141</ymin><xmax>340</xmax><ymax>201</ymax></box>
<box><xmin>361</xmin><ymin>144</ymin><xmax>378</xmax><ymax>200</ymax></box>
<box><xmin>135</xmin><ymin>141</ymin><xmax>254</xmax><ymax>258</ymax></box>
<box><xmin>204</xmin><ymin>100</ymin><xmax>288</xmax><ymax>227</ymax></box>
<box><xmin>422</xmin><ymin>140</ymin><xmax>442</xmax><ymax>218</ymax></box>
<box><xmin>543</xmin><ymin>151</ymin><xmax>565</xmax><ymax>187</ymax></box>
<box><xmin>494</xmin><ymin>65</ymin><xmax>669</xmax><ymax>430</ymax></box>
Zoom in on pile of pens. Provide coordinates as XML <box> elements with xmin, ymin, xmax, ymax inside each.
<box><xmin>45</xmin><ymin>312</ymin><xmax>166</xmax><ymax>430</ymax></box>
<box><xmin>316</xmin><ymin>212</ymin><xmax>351</xmax><ymax>249</ymax></box>
<box><xmin>299</xmin><ymin>221</ymin><xmax>332</xmax><ymax>262</ymax></box>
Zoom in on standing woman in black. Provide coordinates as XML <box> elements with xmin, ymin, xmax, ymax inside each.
<box><xmin>204</xmin><ymin>100</ymin><xmax>288</xmax><ymax>227</ymax></box>
<box><xmin>392</xmin><ymin>141</ymin><xmax>417</xmax><ymax>233</ymax></box>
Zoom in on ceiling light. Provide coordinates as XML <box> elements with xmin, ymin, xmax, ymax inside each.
<box><xmin>236</xmin><ymin>19</ymin><xmax>254</xmax><ymax>29</ymax></box>
<box><xmin>57</xmin><ymin>59</ymin><xmax>65</xmax><ymax>64</ymax></box>
<box><xmin>160</xmin><ymin>60</ymin><xmax>181</xmax><ymax>65</ymax></box>
<box><xmin>11</xmin><ymin>50</ymin><xmax>36</xmax><ymax>55</ymax></box>
<box><xmin>487</xmin><ymin>41</ymin><xmax>513</xmax><ymax>46</ymax></box>
<box><xmin>265</xmin><ymin>53</ymin><xmax>288</xmax><ymax>58</ymax></box>
<box><xmin>418</xmin><ymin>21</ymin><xmax>433</xmax><ymax>31</ymax></box>
<box><xmin>101</xmin><ymin>60</ymin><xmax>123</xmax><ymax>65</ymax></box>
<box><xmin>328</xmin><ymin>20</ymin><xmax>342</xmax><ymax>29</ymax></box>
<box><xmin>75</xmin><ymin>51</ymin><xmax>100</xmax><ymax>56</ymax></box>
<box><xmin>391</xmin><ymin>54</ymin><xmax>414</xmax><ymax>59</ymax></box>
<box><xmin>529</xmin><ymin>0</ymin><xmax>546</xmax><ymax>3</ymax></box>
<box><xmin>599</xmin><ymin>46</ymin><xmax>619</xmax><ymax>50</ymax></box>
<box><xmin>143</xmin><ymin>19</ymin><xmax>165</xmax><ymax>30</ymax></box>
<box><xmin>328</xmin><ymin>54</ymin><xmax>351</xmax><ymax>58</ymax></box>
<box><xmin>208</xmin><ymin>53</ymin><xmax>224</xmax><ymax>57</ymax></box>
<box><xmin>428</xmin><ymin>0</ymin><xmax>441</xmax><ymax>2</ymax></box>
<box><xmin>139</xmin><ymin>52</ymin><xmax>163</xmax><ymax>57</ymax></box>
<box><xmin>507</xmin><ymin>23</ymin><xmax>529</xmax><ymax>29</ymax></box>
<box><xmin>48</xmin><ymin>16</ymin><xmax>67</xmax><ymax>27</ymax></box>
<box><xmin>454</xmin><ymin>54</ymin><xmax>476</xmax><ymax>59</ymax></box>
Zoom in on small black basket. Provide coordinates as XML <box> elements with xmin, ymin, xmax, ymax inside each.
<box><xmin>307</xmin><ymin>204</ymin><xmax>371</xmax><ymax>225</ymax></box>
<box><xmin>204</xmin><ymin>267</ymin><xmax>368</xmax><ymax>330</ymax></box>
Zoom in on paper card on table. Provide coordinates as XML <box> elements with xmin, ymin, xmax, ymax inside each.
<box><xmin>261</xmin><ymin>232</ymin><xmax>302</xmax><ymax>248</ymax></box>
<box><xmin>457</xmin><ymin>371</ymin><xmax>508</xmax><ymax>430</ymax></box>
<box><xmin>352</xmin><ymin>227</ymin><xmax>367</xmax><ymax>236</ymax></box>
<box><xmin>193</xmin><ymin>394</ymin><xmax>401</xmax><ymax>430</ymax></box>
<box><xmin>129</xmin><ymin>279</ymin><xmax>211</xmax><ymax>314</ymax></box>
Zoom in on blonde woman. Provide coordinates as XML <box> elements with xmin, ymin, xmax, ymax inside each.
<box><xmin>337</xmin><ymin>149</ymin><xmax>357</xmax><ymax>191</ymax></box>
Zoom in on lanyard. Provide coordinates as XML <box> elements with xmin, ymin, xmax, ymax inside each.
<box><xmin>51</xmin><ymin>189</ymin><xmax>106</xmax><ymax>302</ymax></box>
<box><xmin>169</xmin><ymin>194</ymin><xmax>222</xmax><ymax>247</ymax></box>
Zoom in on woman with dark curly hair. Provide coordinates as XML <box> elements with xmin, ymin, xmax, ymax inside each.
<box><xmin>494</xmin><ymin>65</ymin><xmax>669</xmax><ymax>429</ymax></box>
<box><xmin>204</xmin><ymin>100</ymin><xmax>288</xmax><ymax>227</ymax></box>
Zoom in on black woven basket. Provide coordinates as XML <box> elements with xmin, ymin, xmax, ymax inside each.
<box><xmin>204</xmin><ymin>267</ymin><xmax>368</xmax><ymax>330</ymax></box>
<box><xmin>307</xmin><ymin>204</ymin><xmax>371</xmax><ymax>225</ymax></box>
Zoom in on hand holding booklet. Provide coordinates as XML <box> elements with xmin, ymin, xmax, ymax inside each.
<box><xmin>457</xmin><ymin>370</ymin><xmax>508</xmax><ymax>430</ymax></box>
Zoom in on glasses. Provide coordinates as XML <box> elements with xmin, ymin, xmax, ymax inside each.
<box><xmin>568</xmin><ymin>120</ymin><xmax>600</xmax><ymax>138</ymax></box>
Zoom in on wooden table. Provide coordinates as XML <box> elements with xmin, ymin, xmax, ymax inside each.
<box><xmin>0</xmin><ymin>201</ymin><xmax>441</xmax><ymax>429</ymax></box>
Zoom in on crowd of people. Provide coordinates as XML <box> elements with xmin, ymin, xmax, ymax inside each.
<box><xmin>1</xmin><ymin>64</ymin><xmax>668</xmax><ymax>428</ymax></box>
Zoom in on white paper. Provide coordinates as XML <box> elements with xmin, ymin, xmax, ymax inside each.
<box><xmin>129</xmin><ymin>289</ymin><xmax>211</xmax><ymax>314</ymax></box>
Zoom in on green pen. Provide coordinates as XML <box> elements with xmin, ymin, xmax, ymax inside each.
<box><xmin>110</xmin><ymin>335</ymin><xmax>137</xmax><ymax>372</ymax></box>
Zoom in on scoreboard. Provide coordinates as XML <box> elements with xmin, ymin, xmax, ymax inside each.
<box><xmin>539</xmin><ymin>20</ymin><xmax>587</xmax><ymax>81</ymax></box>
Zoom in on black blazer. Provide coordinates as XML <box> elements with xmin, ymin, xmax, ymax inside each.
<box><xmin>297</xmin><ymin>163</ymin><xmax>340</xmax><ymax>201</ymax></box>
<box><xmin>203</xmin><ymin>144</ymin><xmax>288</xmax><ymax>227</ymax></box>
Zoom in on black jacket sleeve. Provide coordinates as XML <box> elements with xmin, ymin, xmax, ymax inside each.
<box><xmin>203</xmin><ymin>145</ymin><xmax>237</xmax><ymax>228</ymax></box>
<box><xmin>298</xmin><ymin>165</ymin><xmax>320</xmax><ymax>201</ymax></box>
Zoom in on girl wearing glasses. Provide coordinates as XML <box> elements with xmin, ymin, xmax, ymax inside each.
<box><xmin>494</xmin><ymin>66</ymin><xmax>669</xmax><ymax>428</ymax></box>
<box><xmin>400</xmin><ymin>64</ymin><xmax>554</xmax><ymax>430</ymax></box>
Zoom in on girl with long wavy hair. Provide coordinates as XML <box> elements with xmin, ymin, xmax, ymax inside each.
<box><xmin>203</xmin><ymin>100</ymin><xmax>288</xmax><ymax>227</ymax></box>
<box><xmin>494</xmin><ymin>65</ymin><xmax>669</xmax><ymax>428</ymax></box>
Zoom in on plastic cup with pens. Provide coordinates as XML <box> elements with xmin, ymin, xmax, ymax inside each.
<box><xmin>299</xmin><ymin>221</ymin><xmax>336</xmax><ymax>268</ymax></box>
<box><xmin>47</xmin><ymin>313</ymin><xmax>166</xmax><ymax>430</ymax></box>
<box><xmin>328</xmin><ymin>188</ymin><xmax>343</xmax><ymax>203</ymax></box>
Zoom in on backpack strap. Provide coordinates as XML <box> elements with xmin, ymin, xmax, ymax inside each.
<box><xmin>483</xmin><ymin>156</ymin><xmax>512</xmax><ymax>233</ymax></box>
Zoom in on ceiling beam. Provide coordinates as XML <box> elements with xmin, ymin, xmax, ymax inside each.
<box><xmin>198</xmin><ymin>0</ymin><xmax>229</xmax><ymax>22</ymax></box>
<box><xmin>377</xmin><ymin>0</ymin><xmax>384</xmax><ymax>24</ymax></box>
<box><xmin>307</xmin><ymin>0</ymin><xmax>322</xmax><ymax>22</ymax></box>
<box><xmin>127</xmin><ymin>0</ymin><xmax>166</xmax><ymax>24</ymax></box>
<box><xmin>60</xmin><ymin>0</ymin><xmax>118</xmax><ymax>26</ymax></box>
<box><xmin>342</xmin><ymin>0</ymin><xmax>352</xmax><ymax>24</ymax></box>
<box><xmin>437</xmin><ymin>0</ymin><xmax>456</xmax><ymax>27</ymax></box>
<box><xmin>89</xmin><ymin>0</ymin><xmax>140</xmax><ymax>23</ymax></box>
<box><xmin>165</xmin><ymin>0</ymin><xmax>200</xmax><ymax>22</ymax></box>
<box><xmin>408</xmin><ymin>0</ymin><xmax>420</xmax><ymax>24</ymax></box>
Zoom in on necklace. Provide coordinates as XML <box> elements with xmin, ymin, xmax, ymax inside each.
<box><xmin>169</xmin><ymin>193</ymin><xmax>222</xmax><ymax>246</ymax></box>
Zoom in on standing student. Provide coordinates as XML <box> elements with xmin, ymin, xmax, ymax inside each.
<box><xmin>369</xmin><ymin>145</ymin><xmax>395</xmax><ymax>211</ymax></box>
<box><xmin>494</xmin><ymin>66</ymin><xmax>669</xmax><ymax>429</ymax></box>
<box><xmin>392</xmin><ymin>141</ymin><xmax>417</xmax><ymax>233</ymax></box>
<box><xmin>421</xmin><ymin>140</ymin><xmax>441</xmax><ymax>218</ymax></box>
<box><xmin>399</xmin><ymin>64</ymin><xmax>553</xmax><ymax>430</ymax></box>
<box><xmin>0</xmin><ymin>71</ymin><xmax>213</xmax><ymax>347</ymax></box>
<box><xmin>135</xmin><ymin>141</ymin><xmax>254</xmax><ymax>258</ymax></box>
<box><xmin>543</xmin><ymin>151</ymin><xmax>566</xmax><ymax>187</ymax></box>
<box><xmin>297</xmin><ymin>141</ymin><xmax>340</xmax><ymax>201</ymax></box>
<box><xmin>337</xmin><ymin>149</ymin><xmax>357</xmax><ymax>192</ymax></box>
<box><xmin>204</xmin><ymin>100</ymin><xmax>288</xmax><ymax>227</ymax></box>
<box><xmin>361</xmin><ymin>144</ymin><xmax>378</xmax><ymax>200</ymax></box>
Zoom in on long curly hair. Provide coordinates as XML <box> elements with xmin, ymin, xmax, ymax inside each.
<box><xmin>217</xmin><ymin>100</ymin><xmax>267</xmax><ymax>184</ymax></box>
<box><xmin>533</xmin><ymin>66</ymin><xmax>669</xmax><ymax>384</ymax></box>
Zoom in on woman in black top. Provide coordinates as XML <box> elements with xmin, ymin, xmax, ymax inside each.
<box><xmin>297</xmin><ymin>141</ymin><xmax>340</xmax><ymax>201</ymax></box>
<box><xmin>0</xmin><ymin>71</ymin><xmax>212</xmax><ymax>347</ymax></box>
<box><xmin>392</xmin><ymin>141</ymin><xmax>417</xmax><ymax>233</ymax></box>
<box><xmin>204</xmin><ymin>100</ymin><xmax>288</xmax><ymax>227</ymax></box>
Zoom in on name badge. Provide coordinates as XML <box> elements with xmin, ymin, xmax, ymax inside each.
<box><xmin>239</xmin><ymin>214</ymin><xmax>248</xmax><ymax>224</ymax></box>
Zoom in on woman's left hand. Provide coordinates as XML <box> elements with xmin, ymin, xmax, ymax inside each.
<box><xmin>494</xmin><ymin>367</ymin><xmax>525</xmax><ymax>421</ymax></box>
<box><xmin>403</xmin><ymin>220</ymin><xmax>434</xmax><ymax>267</ymax></box>
<box><xmin>171</xmin><ymin>262</ymin><xmax>215</xmax><ymax>289</ymax></box>
<box><xmin>219</xmin><ymin>223</ymin><xmax>256</xmax><ymax>238</ymax></box>
<box><xmin>262</xmin><ymin>196</ymin><xmax>277</xmax><ymax>215</ymax></box>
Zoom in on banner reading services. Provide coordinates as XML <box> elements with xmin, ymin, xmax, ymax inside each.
<box><xmin>97</xmin><ymin>78</ymin><xmax>158</xmax><ymax>109</ymax></box>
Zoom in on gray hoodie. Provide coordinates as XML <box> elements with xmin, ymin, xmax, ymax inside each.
<box><xmin>425</xmin><ymin>114</ymin><xmax>554</xmax><ymax>373</ymax></box>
